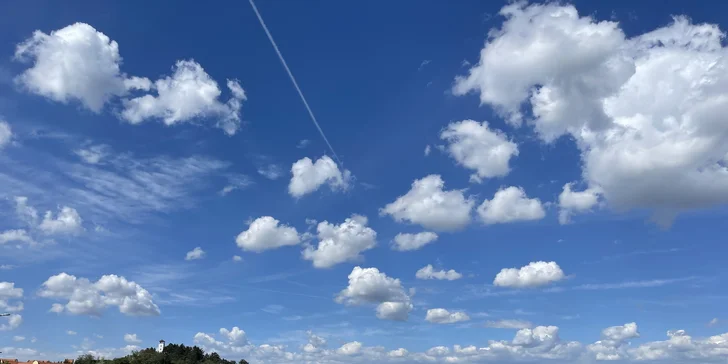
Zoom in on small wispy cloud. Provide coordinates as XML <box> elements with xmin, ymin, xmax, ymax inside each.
<box><xmin>485</xmin><ymin>319</ymin><xmax>533</xmax><ymax>329</ymax></box>
<box><xmin>297</xmin><ymin>139</ymin><xmax>310</xmax><ymax>149</ymax></box>
<box><xmin>219</xmin><ymin>174</ymin><xmax>254</xmax><ymax>196</ymax></box>
<box><xmin>457</xmin><ymin>276</ymin><xmax>698</xmax><ymax>301</ymax></box>
<box><xmin>257</xmin><ymin>164</ymin><xmax>283</xmax><ymax>180</ymax></box>
<box><xmin>583</xmin><ymin>248</ymin><xmax>684</xmax><ymax>264</ymax></box>
<box><xmin>418</xmin><ymin>60</ymin><xmax>431</xmax><ymax>71</ymax></box>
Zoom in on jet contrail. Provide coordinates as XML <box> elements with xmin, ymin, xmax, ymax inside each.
<box><xmin>248</xmin><ymin>0</ymin><xmax>343</xmax><ymax>166</ymax></box>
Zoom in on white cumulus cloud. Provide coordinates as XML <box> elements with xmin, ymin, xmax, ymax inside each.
<box><xmin>39</xmin><ymin>273</ymin><xmax>159</xmax><ymax>316</ymax></box>
<box><xmin>425</xmin><ymin>308</ymin><xmax>471</xmax><ymax>324</ymax></box>
<box><xmin>494</xmin><ymin>261</ymin><xmax>566</xmax><ymax>288</ymax></box>
<box><xmin>302</xmin><ymin>215</ymin><xmax>377</xmax><ymax>269</ymax></box>
<box><xmin>185</xmin><ymin>247</ymin><xmax>206</xmax><ymax>261</ymax></box>
<box><xmin>391</xmin><ymin>232</ymin><xmax>438</xmax><ymax>251</ymax></box>
<box><xmin>337</xmin><ymin>341</ymin><xmax>362</xmax><ymax>356</ymax></box>
<box><xmin>381</xmin><ymin>175</ymin><xmax>474</xmax><ymax>231</ymax></box>
<box><xmin>235</xmin><ymin>216</ymin><xmax>301</xmax><ymax>253</ymax></box>
<box><xmin>121</xmin><ymin>61</ymin><xmax>246</xmax><ymax>135</ymax></box>
<box><xmin>454</xmin><ymin>2</ymin><xmax>728</xmax><ymax>223</ymax></box>
<box><xmin>440</xmin><ymin>119</ymin><xmax>519</xmax><ymax>182</ymax></box>
<box><xmin>336</xmin><ymin>266</ymin><xmax>412</xmax><ymax>321</ymax></box>
<box><xmin>288</xmin><ymin>156</ymin><xmax>352</xmax><ymax>198</ymax></box>
<box><xmin>415</xmin><ymin>264</ymin><xmax>462</xmax><ymax>281</ymax></box>
<box><xmin>14</xmin><ymin>23</ymin><xmax>131</xmax><ymax>112</ymax></box>
<box><xmin>478</xmin><ymin>186</ymin><xmax>545</xmax><ymax>224</ymax></box>
<box><xmin>14</xmin><ymin>23</ymin><xmax>245</xmax><ymax>135</ymax></box>
<box><xmin>38</xmin><ymin>206</ymin><xmax>83</xmax><ymax>235</ymax></box>
<box><xmin>558</xmin><ymin>183</ymin><xmax>602</xmax><ymax>224</ymax></box>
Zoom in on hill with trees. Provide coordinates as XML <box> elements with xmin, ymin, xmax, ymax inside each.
<box><xmin>74</xmin><ymin>343</ymin><xmax>248</xmax><ymax>364</ymax></box>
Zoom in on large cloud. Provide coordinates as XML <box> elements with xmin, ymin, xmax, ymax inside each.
<box><xmin>235</xmin><ymin>216</ymin><xmax>301</xmax><ymax>253</ymax></box>
<box><xmin>454</xmin><ymin>2</ymin><xmax>728</xmax><ymax>223</ymax></box>
<box><xmin>440</xmin><ymin>120</ymin><xmax>519</xmax><ymax>182</ymax></box>
<box><xmin>14</xmin><ymin>23</ymin><xmax>131</xmax><ymax>112</ymax></box>
<box><xmin>478</xmin><ymin>186</ymin><xmax>545</xmax><ymax>224</ymax></box>
<box><xmin>494</xmin><ymin>261</ymin><xmax>566</xmax><ymax>288</ymax></box>
<box><xmin>336</xmin><ymin>266</ymin><xmax>412</xmax><ymax>321</ymax></box>
<box><xmin>288</xmin><ymin>156</ymin><xmax>352</xmax><ymax>198</ymax></box>
<box><xmin>38</xmin><ymin>272</ymin><xmax>160</xmax><ymax>316</ymax></box>
<box><xmin>381</xmin><ymin>175</ymin><xmax>474</xmax><ymax>231</ymax></box>
<box><xmin>121</xmin><ymin>61</ymin><xmax>246</xmax><ymax>135</ymax></box>
<box><xmin>302</xmin><ymin>215</ymin><xmax>377</xmax><ymax>268</ymax></box>
<box><xmin>14</xmin><ymin>23</ymin><xmax>245</xmax><ymax>135</ymax></box>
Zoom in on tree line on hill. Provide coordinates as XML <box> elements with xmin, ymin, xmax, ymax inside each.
<box><xmin>74</xmin><ymin>343</ymin><xmax>249</xmax><ymax>364</ymax></box>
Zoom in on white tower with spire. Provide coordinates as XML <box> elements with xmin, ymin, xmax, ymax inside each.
<box><xmin>157</xmin><ymin>340</ymin><xmax>165</xmax><ymax>353</ymax></box>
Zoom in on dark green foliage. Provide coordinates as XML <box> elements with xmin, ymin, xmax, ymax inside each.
<box><xmin>74</xmin><ymin>343</ymin><xmax>245</xmax><ymax>364</ymax></box>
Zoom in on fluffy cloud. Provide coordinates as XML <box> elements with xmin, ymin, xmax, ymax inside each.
<box><xmin>0</xmin><ymin>121</ymin><xmax>12</xmax><ymax>149</ymax></box>
<box><xmin>302</xmin><ymin>215</ymin><xmax>377</xmax><ymax>268</ymax></box>
<box><xmin>454</xmin><ymin>2</ymin><xmax>728</xmax><ymax>222</ymax></box>
<box><xmin>0</xmin><ymin>315</ymin><xmax>22</xmax><ymax>331</ymax></box>
<box><xmin>0</xmin><ymin>282</ymin><xmax>24</xmax><ymax>313</ymax></box>
<box><xmin>185</xmin><ymin>247</ymin><xmax>206</xmax><ymax>261</ymax></box>
<box><xmin>302</xmin><ymin>331</ymin><xmax>327</xmax><ymax>353</ymax></box>
<box><xmin>288</xmin><ymin>156</ymin><xmax>352</xmax><ymax>198</ymax></box>
<box><xmin>425</xmin><ymin>308</ymin><xmax>470</xmax><ymax>324</ymax></box>
<box><xmin>381</xmin><ymin>175</ymin><xmax>474</xmax><ymax>231</ymax></box>
<box><xmin>440</xmin><ymin>120</ymin><xmax>519</xmax><ymax>182</ymax></box>
<box><xmin>486</xmin><ymin>319</ymin><xmax>533</xmax><ymax>329</ymax></box>
<box><xmin>14</xmin><ymin>23</ymin><xmax>131</xmax><ymax>112</ymax></box>
<box><xmin>494</xmin><ymin>261</ymin><xmax>566</xmax><ymax>288</ymax></box>
<box><xmin>38</xmin><ymin>272</ymin><xmax>160</xmax><ymax>316</ymax></box>
<box><xmin>121</xmin><ymin>61</ymin><xmax>246</xmax><ymax>135</ymax></box>
<box><xmin>336</xmin><ymin>266</ymin><xmax>412</xmax><ymax>321</ymax></box>
<box><xmin>558</xmin><ymin>183</ymin><xmax>601</xmax><ymax>224</ymax></box>
<box><xmin>478</xmin><ymin>186</ymin><xmax>545</xmax><ymax>224</ymax></box>
<box><xmin>219</xmin><ymin>327</ymin><xmax>248</xmax><ymax>345</ymax></box>
<box><xmin>375</xmin><ymin>301</ymin><xmax>413</xmax><ymax>321</ymax></box>
<box><xmin>193</xmin><ymin>327</ymin><xmax>253</xmax><ymax>357</ymax></box>
<box><xmin>587</xmin><ymin>322</ymin><xmax>640</xmax><ymax>361</ymax></box>
<box><xmin>235</xmin><ymin>216</ymin><xmax>301</xmax><ymax>253</ymax></box>
<box><xmin>391</xmin><ymin>232</ymin><xmax>438</xmax><ymax>251</ymax></box>
<box><xmin>0</xmin><ymin>282</ymin><xmax>23</xmax><ymax>330</ymax></box>
<box><xmin>0</xmin><ymin>230</ymin><xmax>36</xmax><ymax>246</ymax></box>
<box><xmin>14</xmin><ymin>23</ymin><xmax>244</xmax><ymax>135</ymax></box>
<box><xmin>38</xmin><ymin>206</ymin><xmax>83</xmax><ymax>235</ymax></box>
<box><xmin>337</xmin><ymin>341</ymin><xmax>362</xmax><ymax>356</ymax></box>
<box><xmin>6</xmin><ymin>197</ymin><xmax>82</xmax><ymax>238</ymax></box>
<box><xmin>415</xmin><ymin>264</ymin><xmax>462</xmax><ymax>281</ymax></box>
<box><xmin>184</xmin><ymin>322</ymin><xmax>728</xmax><ymax>364</ymax></box>
<box><xmin>124</xmin><ymin>333</ymin><xmax>141</xmax><ymax>344</ymax></box>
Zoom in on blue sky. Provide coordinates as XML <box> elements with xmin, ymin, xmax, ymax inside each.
<box><xmin>1</xmin><ymin>0</ymin><xmax>728</xmax><ymax>363</ymax></box>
